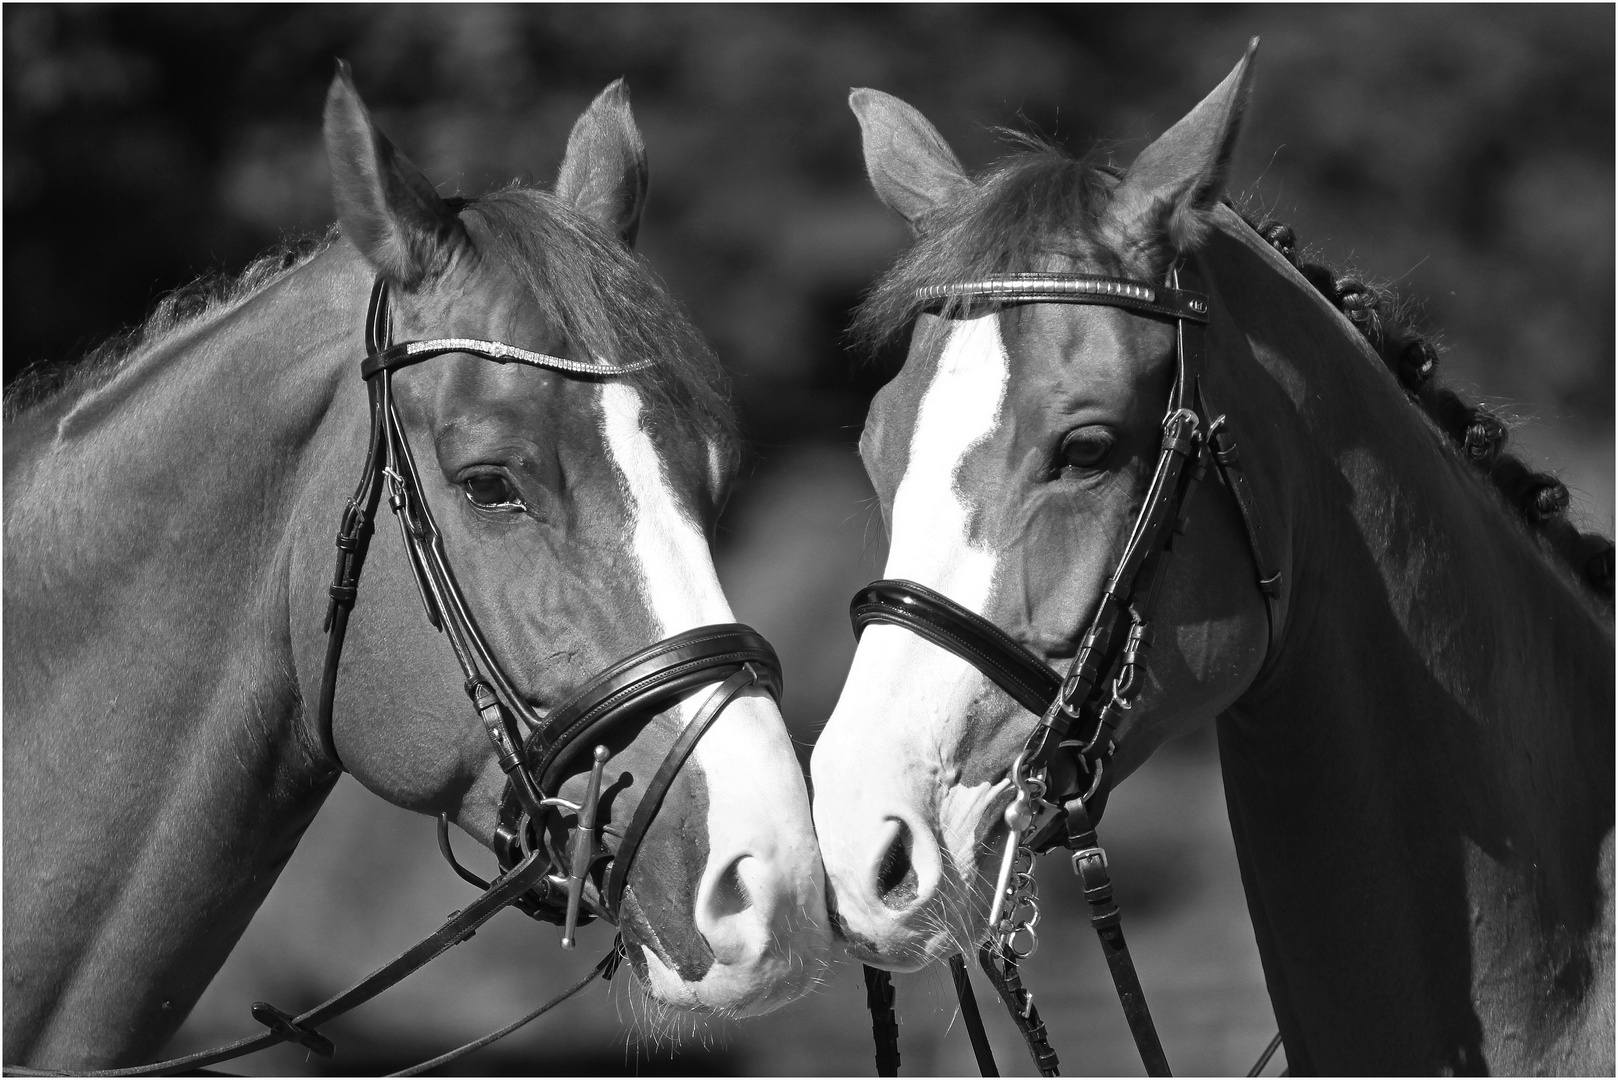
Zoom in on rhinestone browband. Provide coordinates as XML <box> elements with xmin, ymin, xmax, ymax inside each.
<box><xmin>915</xmin><ymin>273</ymin><xmax>1209</xmax><ymax>323</ymax></box>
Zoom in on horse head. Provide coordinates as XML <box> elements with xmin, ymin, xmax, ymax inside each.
<box><xmin>3</xmin><ymin>68</ymin><xmax>827</xmax><ymax>1068</ymax></box>
<box><xmin>812</xmin><ymin>47</ymin><xmax>1271</xmax><ymax>969</ymax></box>
<box><xmin>314</xmin><ymin>68</ymin><xmax>829</xmax><ymax>1015</ymax></box>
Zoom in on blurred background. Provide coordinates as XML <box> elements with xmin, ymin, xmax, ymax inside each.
<box><xmin>5</xmin><ymin>4</ymin><xmax>1611</xmax><ymax>1075</ymax></box>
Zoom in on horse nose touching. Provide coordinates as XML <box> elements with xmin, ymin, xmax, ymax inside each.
<box><xmin>695</xmin><ymin>847</ymin><xmax>810</xmax><ymax>970</ymax></box>
<box><xmin>674</xmin><ymin>689</ymin><xmax>831</xmax><ymax>1013</ymax></box>
<box><xmin>812</xmin><ymin>727</ymin><xmax>963</xmax><ymax>971</ymax></box>
<box><xmin>812</xmin><ymin>789</ymin><xmax>954</xmax><ymax>970</ymax></box>
<box><xmin>812</xmin><ymin>625</ymin><xmax>995</xmax><ymax>970</ymax></box>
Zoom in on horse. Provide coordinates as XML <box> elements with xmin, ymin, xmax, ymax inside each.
<box><xmin>811</xmin><ymin>42</ymin><xmax>1614</xmax><ymax>1074</ymax></box>
<box><xmin>3</xmin><ymin>66</ymin><xmax>828</xmax><ymax>1071</ymax></box>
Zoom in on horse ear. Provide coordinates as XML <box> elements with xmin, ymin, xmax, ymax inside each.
<box><xmin>849</xmin><ymin>88</ymin><xmax>973</xmax><ymax>232</ymax></box>
<box><xmin>1105</xmin><ymin>38</ymin><xmax>1259</xmax><ymax>265</ymax></box>
<box><xmin>324</xmin><ymin>60</ymin><xmax>467</xmax><ymax>287</ymax></box>
<box><xmin>555</xmin><ymin>79</ymin><xmax>649</xmax><ymax>248</ymax></box>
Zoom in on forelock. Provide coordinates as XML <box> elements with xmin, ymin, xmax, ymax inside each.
<box><xmin>852</xmin><ymin>141</ymin><xmax>1123</xmax><ymax>353</ymax></box>
<box><xmin>463</xmin><ymin>188</ymin><xmax>739</xmax><ymax>482</ymax></box>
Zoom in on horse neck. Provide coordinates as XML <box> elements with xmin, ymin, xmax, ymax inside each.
<box><xmin>2</xmin><ymin>247</ymin><xmax>371</xmax><ymax>1067</ymax></box>
<box><xmin>1202</xmin><ymin>214</ymin><xmax>1613</xmax><ymax>1071</ymax></box>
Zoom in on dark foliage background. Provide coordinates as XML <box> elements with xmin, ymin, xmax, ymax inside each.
<box><xmin>5</xmin><ymin>4</ymin><xmax>1611</xmax><ymax>1075</ymax></box>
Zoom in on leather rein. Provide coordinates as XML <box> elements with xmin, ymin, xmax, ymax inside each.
<box><xmin>12</xmin><ymin>275</ymin><xmax>784</xmax><ymax>1077</ymax></box>
<box><xmin>851</xmin><ymin>265</ymin><xmax>1283</xmax><ymax>1077</ymax></box>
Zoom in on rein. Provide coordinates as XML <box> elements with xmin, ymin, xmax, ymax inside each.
<box><xmin>852</xmin><ymin>265</ymin><xmax>1283</xmax><ymax>1076</ymax></box>
<box><xmin>11</xmin><ymin>275</ymin><xmax>784</xmax><ymax>1076</ymax></box>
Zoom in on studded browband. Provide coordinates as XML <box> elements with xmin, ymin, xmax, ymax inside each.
<box><xmin>916</xmin><ymin>272</ymin><xmax>1210</xmax><ymax>324</ymax></box>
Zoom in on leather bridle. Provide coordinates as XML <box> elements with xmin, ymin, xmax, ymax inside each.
<box><xmin>850</xmin><ymin>264</ymin><xmax>1282</xmax><ymax>1077</ymax></box>
<box><xmin>321</xmin><ymin>275</ymin><xmax>784</xmax><ymax>936</ymax></box>
<box><xmin>19</xmin><ymin>269</ymin><xmax>786</xmax><ymax>1077</ymax></box>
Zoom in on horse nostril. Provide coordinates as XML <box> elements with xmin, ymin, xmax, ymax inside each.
<box><xmin>876</xmin><ymin>820</ymin><xmax>919</xmax><ymax>910</ymax></box>
<box><xmin>711</xmin><ymin>856</ymin><xmax>753</xmax><ymax>920</ymax></box>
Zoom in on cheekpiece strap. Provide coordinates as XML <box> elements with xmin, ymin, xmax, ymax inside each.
<box><xmin>916</xmin><ymin>273</ymin><xmax>1209</xmax><ymax>324</ymax></box>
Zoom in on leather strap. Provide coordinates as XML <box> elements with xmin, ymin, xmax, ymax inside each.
<box><xmin>863</xmin><ymin>965</ymin><xmax>902</xmax><ymax>1077</ymax></box>
<box><xmin>528</xmin><ymin>625</ymin><xmax>781</xmax><ymax>795</ymax></box>
<box><xmin>950</xmin><ymin>953</ymin><xmax>1000</xmax><ymax>1076</ymax></box>
<box><xmin>1247</xmin><ymin>1032</ymin><xmax>1285</xmax><ymax>1076</ymax></box>
<box><xmin>851</xmin><ymin>580</ymin><xmax>1059</xmax><ymax>715</ymax></box>
<box><xmin>978</xmin><ymin>944</ymin><xmax>1060</xmax><ymax>1076</ymax></box>
<box><xmin>1065</xmin><ymin>798</ymin><xmax>1169</xmax><ymax>1076</ymax></box>
<box><xmin>1198</xmin><ymin>387</ymin><xmax>1284</xmax><ymax>656</ymax></box>
<box><xmin>7</xmin><ymin>850</ymin><xmax>552</xmax><ymax>1077</ymax></box>
<box><xmin>602</xmin><ymin>662</ymin><xmax>763</xmax><ymax>915</ymax></box>
<box><xmin>386</xmin><ymin>942</ymin><xmax>620</xmax><ymax>1077</ymax></box>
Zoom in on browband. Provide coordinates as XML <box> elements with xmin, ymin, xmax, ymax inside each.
<box><xmin>361</xmin><ymin>338</ymin><xmax>651</xmax><ymax>380</ymax></box>
<box><xmin>916</xmin><ymin>273</ymin><xmax>1209</xmax><ymax>324</ymax></box>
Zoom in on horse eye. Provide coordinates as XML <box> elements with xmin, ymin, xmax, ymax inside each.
<box><xmin>1059</xmin><ymin>428</ymin><xmax>1115</xmax><ymax>471</ymax></box>
<box><xmin>463</xmin><ymin>472</ymin><xmax>523</xmax><ymax>510</ymax></box>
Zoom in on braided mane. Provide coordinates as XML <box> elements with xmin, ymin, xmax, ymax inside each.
<box><xmin>852</xmin><ymin>139</ymin><xmax>1613</xmax><ymax>603</ymax></box>
<box><xmin>1243</xmin><ymin>215</ymin><xmax>1614</xmax><ymax>603</ymax></box>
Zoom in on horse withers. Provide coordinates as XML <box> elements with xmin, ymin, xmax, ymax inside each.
<box><xmin>811</xmin><ymin>43</ymin><xmax>1613</xmax><ymax>1074</ymax></box>
<box><xmin>3</xmin><ymin>68</ymin><xmax>827</xmax><ymax>1069</ymax></box>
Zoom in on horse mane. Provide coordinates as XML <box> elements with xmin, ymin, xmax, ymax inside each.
<box><xmin>3</xmin><ymin>188</ymin><xmax>738</xmax><ymax>471</ymax></box>
<box><xmin>2</xmin><ymin>232</ymin><xmax>337</xmax><ymax>421</ymax></box>
<box><xmin>1242</xmin><ymin>215</ymin><xmax>1614</xmax><ymax>603</ymax></box>
<box><xmin>851</xmin><ymin>136</ymin><xmax>1614</xmax><ymax>603</ymax></box>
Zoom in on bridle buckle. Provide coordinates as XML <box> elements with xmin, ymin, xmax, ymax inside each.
<box><xmin>1070</xmin><ymin>845</ymin><xmax>1108</xmax><ymax>877</ymax></box>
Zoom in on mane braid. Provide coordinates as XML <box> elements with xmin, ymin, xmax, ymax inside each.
<box><xmin>1242</xmin><ymin>214</ymin><xmax>1613</xmax><ymax>603</ymax></box>
<box><xmin>847</xmin><ymin>136</ymin><xmax>1610</xmax><ymax>604</ymax></box>
<box><xmin>2</xmin><ymin>231</ymin><xmax>337</xmax><ymax>420</ymax></box>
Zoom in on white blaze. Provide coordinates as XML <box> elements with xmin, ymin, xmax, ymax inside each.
<box><xmin>599</xmin><ymin>382</ymin><xmax>734</xmax><ymax>642</ymax></box>
<box><xmin>883</xmin><ymin>313</ymin><xmax>1008</xmax><ymax>602</ymax></box>
<box><xmin>597</xmin><ymin>381</ymin><xmax>823</xmax><ymax>1008</ymax></box>
<box><xmin>820</xmin><ymin>313</ymin><xmax>1015</xmax><ymax>923</ymax></box>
